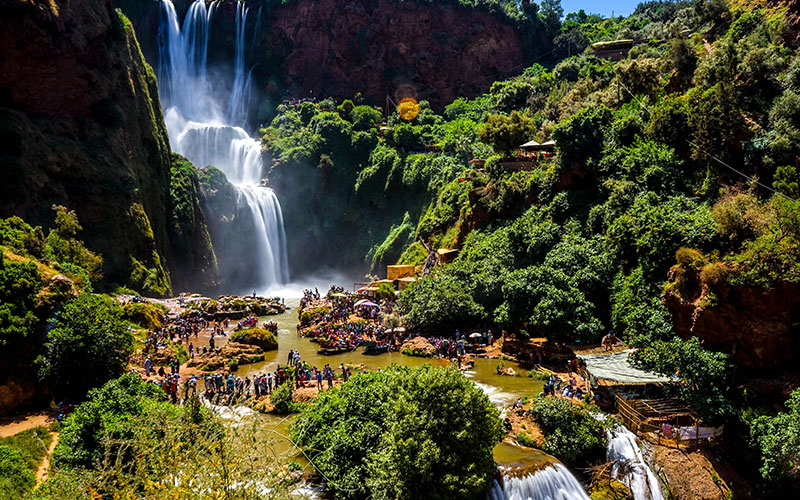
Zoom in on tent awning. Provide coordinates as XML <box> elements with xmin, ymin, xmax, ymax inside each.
<box><xmin>576</xmin><ymin>350</ymin><xmax>674</xmax><ymax>385</ymax></box>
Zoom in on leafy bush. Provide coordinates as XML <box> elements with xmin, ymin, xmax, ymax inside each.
<box><xmin>121</xmin><ymin>302</ymin><xmax>165</xmax><ymax>330</ymax></box>
<box><xmin>478</xmin><ymin>111</ymin><xmax>537</xmax><ymax>155</ymax></box>
<box><xmin>750</xmin><ymin>388</ymin><xmax>800</xmax><ymax>483</ymax></box>
<box><xmin>52</xmin><ymin>374</ymin><xmax>175</xmax><ymax>469</ymax></box>
<box><xmin>630</xmin><ymin>336</ymin><xmax>732</xmax><ymax>425</ymax></box>
<box><xmin>527</xmin><ymin>397</ymin><xmax>607</xmax><ymax>466</ymax></box>
<box><xmin>398</xmin><ymin>274</ymin><xmax>485</xmax><ymax>332</ymax></box>
<box><xmin>516</xmin><ymin>431</ymin><xmax>538</xmax><ymax>448</ymax></box>
<box><xmin>292</xmin><ymin>365</ymin><xmax>502</xmax><ymax>500</ymax></box>
<box><xmin>0</xmin><ymin>253</ymin><xmax>42</xmax><ymax>346</ymax></box>
<box><xmin>229</xmin><ymin>328</ymin><xmax>278</xmax><ymax>351</ymax></box>
<box><xmin>36</xmin><ymin>293</ymin><xmax>134</xmax><ymax>398</ymax></box>
<box><xmin>0</xmin><ymin>444</ymin><xmax>35</xmax><ymax>499</ymax></box>
<box><xmin>269</xmin><ymin>381</ymin><xmax>298</xmax><ymax>414</ymax></box>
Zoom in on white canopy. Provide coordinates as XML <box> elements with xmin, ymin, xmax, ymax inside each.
<box><xmin>576</xmin><ymin>350</ymin><xmax>673</xmax><ymax>385</ymax></box>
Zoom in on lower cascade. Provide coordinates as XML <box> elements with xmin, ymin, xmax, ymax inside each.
<box><xmin>606</xmin><ymin>426</ymin><xmax>665</xmax><ymax>500</ymax></box>
<box><xmin>487</xmin><ymin>464</ymin><xmax>591</xmax><ymax>500</ymax></box>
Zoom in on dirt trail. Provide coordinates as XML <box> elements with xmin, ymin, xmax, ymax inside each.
<box><xmin>0</xmin><ymin>411</ymin><xmax>51</xmax><ymax>438</ymax></box>
<box><xmin>35</xmin><ymin>433</ymin><xmax>59</xmax><ymax>485</ymax></box>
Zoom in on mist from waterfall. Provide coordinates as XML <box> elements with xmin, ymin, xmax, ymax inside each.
<box><xmin>158</xmin><ymin>0</ymin><xmax>288</xmax><ymax>292</ymax></box>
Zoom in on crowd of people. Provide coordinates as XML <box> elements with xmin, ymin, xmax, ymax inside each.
<box><xmin>542</xmin><ymin>374</ymin><xmax>584</xmax><ymax>400</ymax></box>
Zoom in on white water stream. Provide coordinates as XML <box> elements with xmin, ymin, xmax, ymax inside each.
<box><xmin>487</xmin><ymin>464</ymin><xmax>591</xmax><ymax>500</ymax></box>
<box><xmin>606</xmin><ymin>425</ymin><xmax>665</xmax><ymax>500</ymax></box>
<box><xmin>158</xmin><ymin>0</ymin><xmax>288</xmax><ymax>291</ymax></box>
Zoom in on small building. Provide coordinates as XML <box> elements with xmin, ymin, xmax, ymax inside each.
<box><xmin>387</xmin><ymin>265</ymin><xmax>415</xmax><ymax>280</ymax></box>
<box><xmin>576</xmin><ymin>350</ymin><xmax>673</xmax><ymax>407</ymax></box>
<box><xmin>520</xmin><ymin>139</ymin><xmax>556</xmax><ymax>152</ymax></box>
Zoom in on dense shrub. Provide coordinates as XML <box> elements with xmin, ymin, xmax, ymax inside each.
<box><xmin>37</xmin><ymin>293</ymin><xmax>134</xmax><ymax>398</ymax></box>
<box><xmin>292</xmin><ymin>365</ymin><xmax>502</xmax><ymax>500</ymax></box>
<box><xmin>0</xmin><ymin>253</ymin><xmax>42</xmax><ymax>346</ymax></box>
<box><xmin>0</xmin><ymin>444</ymin><xmax>35</xmax><ymax>499</ymax></box>
<box><xmin>269</xmin><ymin>381</ymin><xmax>298</xmax><ymax>414</ymax></box>
<box><xmin>229</xmin><ymin>327</ymin><xmax>278</xmax><ymax>351</ymax></box>
<box><xmin>527</xmin><ymin>397</ymin><xmax>607</xmax><ymax>466</ymax></box>
<box><xmin>52</xmin><ymin>374</ymin><xmax>175</xmax><ymax>469</ymax></box>
<box><xmin>750</xmin><ymin>388</ymin><xmax>800</xmax><ymax>483</ymax></box>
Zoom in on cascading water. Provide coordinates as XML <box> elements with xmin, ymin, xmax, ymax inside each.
<box><xmin>605</xmin><ymin>426</ymin><xmax>665</xmax><ymax>500</ymax></box>
<box><xmin>158</xmin><ymin>0</ymin><xmax>288</xmax><ymax>290</ymax></box>
<box><xmin>487</xmin><ymin>464</ymin><xmax>591</xmax><ymax>500</ymax></box>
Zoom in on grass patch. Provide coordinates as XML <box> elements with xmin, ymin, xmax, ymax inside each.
<box><xmin>0</xmin><ymin>426</ymin><xmax>53</xmax><ymax>470</ymax></box>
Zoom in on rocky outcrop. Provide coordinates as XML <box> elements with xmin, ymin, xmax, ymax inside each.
<box><xmin>664</xmin><ymin>272</ymin><xmax>800</xmax><ymax>372</ymax></box>
<box><xmin>0</xmin><ymin>0</ymin><xmax>214</xmax><ymax>295</ymax></box>
<box><xmin>263</xmin><ymin>0</ymin><xmax>526</xmax><ymax>108</ymax></box>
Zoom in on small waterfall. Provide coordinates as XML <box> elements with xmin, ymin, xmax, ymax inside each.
<box><xmin>158</xmin><ymin>0</ymin><xmax>289</xmax><ymax>291</ymax></box>
<box><xmin>226</xmin><ymin>1</ymin><xmax>253</xmax><ymax>126</ymax></box>
<box><xmin>488</xmin><ymin>464</ymin><xmax>591</xmax><ymax>500</ymax></box>
<box><xmin>606</xmin><ymin>426</ymin><xmax>665</xmax><ymax>500</ymax></box>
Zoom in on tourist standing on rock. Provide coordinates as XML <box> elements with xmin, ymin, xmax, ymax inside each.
<box><xmin>144</xmin><ymin>357</ymin><xmax>152</xmax><ymax>377</ymax></box>
<box><xmin>188</xmin><ymin>342</ymin><xmax>194</xmax><ymax>358</ymax></box>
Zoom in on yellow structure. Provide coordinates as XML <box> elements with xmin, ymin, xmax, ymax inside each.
<box><xmin>387</xmin><ymin>265</ymin><xmax>415</xmax><ymax>280</ymax></box>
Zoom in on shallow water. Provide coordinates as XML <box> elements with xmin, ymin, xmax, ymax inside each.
<box><xmin>234</xmin><ymin>298</ymin><xmax>544</xmax><ymax>408</ymax></box>
<box><xmin>218</xmin><ymin>298</ymin><xmax>544</xmax><ymax>468</ymax></box>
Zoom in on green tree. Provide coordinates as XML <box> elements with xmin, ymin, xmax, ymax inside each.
<box><xmin>750</xmin><ymin>388</ymin><xmax>800</xmax><ymax>483</ymax></box>
<box><xmin>0</xmin><ymin>254</ymin><xmax>41</xmax><ymax>346</ymax></box>
<box><xmin>292</xmin><ymin>365</ymin><xmax>502</xmax><ymax>500</ymax></box>
<box><xmin>52</xmin><ymin>374</ymin><xmax>172</xmax><ymax>469</ymax></box>
<box><xmin>43</xmin><ymin>205</ymin><xmax>103</xmax><ymax>283</ymax></box>
<box><xmin>551</xmin><ymin>105</ymin><xmax>613</xmax><ymax>163</ymax></box>
<box><xmin>629</xmin><ymin>336</ymin><xmax>732</xmax><ymax>425</ymax></box>
<box><xmin>398</xmin><ymin>274</ymin><xmax>485</xmax><ymax>331</ymax></box>
<box><xmin>36</xmin><ymin>293</ymin><xmax>134</xmax><ymax>398</ymax></box>
<box><xmin>478</xmin><ymin>111</ymin><xmax>537</xmax><ymax>155</ymax></box>
<box><xmin>527</xmin><ymin>396</ymin><xmax>607</xmax><ymax>466</ymax></box>
<box><xmin>773</xmin><ymin>165</ymin><xmax>799</xmax><ymax>199</ymax></box>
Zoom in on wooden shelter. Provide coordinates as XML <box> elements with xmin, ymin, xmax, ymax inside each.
<box><xmin>519</xmin><ymin>139</ymin><xmax>556</xmax><ymax>152</ymax></box>
<box><xmin>387</xmin><ymin>265</ymin><xmax>415</xmax><ymax>280</ymax></box>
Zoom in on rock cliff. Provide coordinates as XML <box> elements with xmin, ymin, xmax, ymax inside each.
<box><xmin>663</xmin><ymin>268</ymin><xmax>800</xmax><ymax>372</ymax></box>
<box><xmin>118</xmin><ymin>0</ymin><xmax>534</xmax><ymax>113</ymax></box>
<box><xmin>0</xmin><ymin>0</ymin><xmax>215</xmax><ymax>294</ymax></box>
<box><xmin>263</xmin><ymin>0</ymin><xmax>527</xmax><ymax>108</ymax></box>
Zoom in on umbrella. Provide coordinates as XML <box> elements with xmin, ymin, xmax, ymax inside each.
<box><xmin>330</xmin><ymin>293</ymin><xmax>347</xmax><ymax>297</ymax></box>
<box><xmin>354</xmin><ymin>299</ymin><xmax>369</xmax><ymax>306</ymax></box>
<box><xmin>360</xmin><ymin>301</ymin><xmax>379</xmax><ymax>307</ymax></box>
<box><xmin>469</xmin><ymin>332</ymin><xmax>483</xmax><ymax>339</ymax></box>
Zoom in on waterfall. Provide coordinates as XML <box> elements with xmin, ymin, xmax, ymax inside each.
<box><xmin>226</xmin><ymin>0</ymin><xmax>253</xmax><ymax>126</ymax></box>
<box><xmin>605</xmin><ymin>426</ymin><xmax>665</xmax><ymax>500</ymax></box>
<box><xmin>487</xmin><ymin>464</ymin><xmax>591</xmax><ymax>500</ymax></box>
<box><xmin>157</xmin><ymin>0</ymin><xmax>289</xmax><ymax>291</ymax></box>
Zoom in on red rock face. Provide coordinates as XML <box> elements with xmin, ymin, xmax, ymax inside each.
<box><xmin>0</xmin><ymin>0</ymin><xmax>173</xmax><ymax>287</ymax></box>
<box><xmin>664</xmin><ymin>280</ymin><xmax>800</xmax><ymax>372</ymax></box>
<box><xmin>264</xmin><ymin>0</ymin><xmax>525</xmax><ymax>107</ymax></box>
